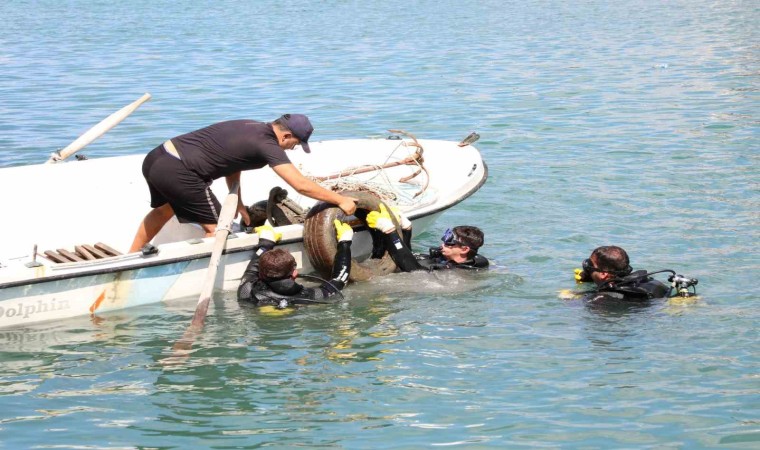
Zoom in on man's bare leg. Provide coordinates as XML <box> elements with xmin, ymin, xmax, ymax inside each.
<box><xmin>200</xmin><ymin>222</ymin><xmax>216</xmax><ymax>238</ymax></box>
<box><xmin>129</xmin><ymin>204</ymin><xmax>175</xmax><ymax>252</ymax></box>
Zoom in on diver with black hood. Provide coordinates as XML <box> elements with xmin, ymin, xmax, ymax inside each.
<box><xmin>237</xmin><ymin>221</ymin><xmax>353</xmax><ymax>308</ymax></box>
<box><xmin>574</xmin><ymin>245</ymin><xmax>698</xmax><ymax>302</ymax></box>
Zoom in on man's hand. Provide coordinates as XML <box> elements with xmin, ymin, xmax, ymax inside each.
<box><xmin>367</xmin><ymin>204</ymin><xmax>395</xmax><ymax>233</ymax></box>
<box><xmin>338</xmin><ymin>195</ymin><xmax>358</xmax><ymax>215</ymax></box>
<box><xmin>334</xmin><ymin>220</ymin><xmax>354</xmax><ymax>242</ymax></box>
<box><xmin>255</xmin><ymin>224</ymin><xmax>282</xmax><ymax>243</ymax></box>
<box><xmin>237</xmin><ymin>203</ymin><xmax>251</xmax><ymax>227</ymax></box>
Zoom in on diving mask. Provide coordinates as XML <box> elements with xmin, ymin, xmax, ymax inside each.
<box><xmin>441</xmin><ymin>228</ymin><xmax>465</xmax><ymax>247</ymax></box>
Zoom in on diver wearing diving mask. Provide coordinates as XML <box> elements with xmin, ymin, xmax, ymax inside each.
<box><xmin>366</xmin><ymin>204</ymin><xmax>489</xmax><ymax>272</ymax></box>
<box><xmin>575</xmin><ymin>246</ymin><xmax>698</xmax><ymax>302</ymax></box>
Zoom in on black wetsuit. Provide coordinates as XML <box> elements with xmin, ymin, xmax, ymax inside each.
<box><xmin>586</xmin><ymin>270</ymin><xmax>671</xmax><ymax>303</ymax></box>
<box><xmin>237</xmin><ymin>239</ymin><xmax>351</xmax><ymax>308</ymax></box>
<box><xmin>378</xmin><ymin>229</ymin><xmax>489</xmax><ymax>272</ymax></box>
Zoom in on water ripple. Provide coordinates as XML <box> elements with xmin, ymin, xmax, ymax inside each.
<box><xmin>0</xmin><ymin>0</ymin><xmax>758</xmax><ymax>448</ymax></box>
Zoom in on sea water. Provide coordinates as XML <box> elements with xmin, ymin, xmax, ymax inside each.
<box><xmin>0</xmin><ymin>0</ymin><xmax>757</xmax><ymax>448</ymax></box>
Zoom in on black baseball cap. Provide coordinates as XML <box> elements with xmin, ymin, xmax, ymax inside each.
<box><xmin>280</xmin><ymin>114</ymin><xmax>313</xmax><ymax>153</ymax></box>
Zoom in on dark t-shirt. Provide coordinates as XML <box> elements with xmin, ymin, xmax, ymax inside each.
<box><xmin>172</xmin><ymin>120</ymin><xmax>291</xmax><ymax>181</ymax></box>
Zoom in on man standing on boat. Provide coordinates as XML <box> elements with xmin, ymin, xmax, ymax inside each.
<box><xmin>366</xmin><ymin>204</ymin><xmax>489</xmax><ymax>271</ymax></box>
<box><xmin>129</xmin><ymin>114</ymin><xmax>357</xmax><ymax>252</ymax></box>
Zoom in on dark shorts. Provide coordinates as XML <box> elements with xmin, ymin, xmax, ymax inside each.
<box><xmin>142</xmin><ymin>145</ymin><xmax>221</xmax><ymax>224</ymax></box>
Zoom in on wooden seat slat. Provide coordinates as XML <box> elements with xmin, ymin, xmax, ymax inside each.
<box><xmin>57</xmin><ymin>248</ymin><xmax>84</xmax><ymax>262</ymax></box>
<box><xmin>95</xmin><ymin>242</ymin><xmax>122</xmax><ymax>256</ymax></box>
<box><xmin>42</xmin><ymin>242</ymin><xmax>122</xmax><ymax>264</ymax></box>
<box><xmin>82</xmin><ymin>244</ymin><xmax>109</xmax><ymax>259</ymax></box>
<box><xmin>43</xmin><ymin>250</ymin><xmax>68</xmax><ymax>264</ymax></box>
<box><xmin>74</xmin><ymin>245</ymin><xmax>97</xmax><ymax>260</ymax></box>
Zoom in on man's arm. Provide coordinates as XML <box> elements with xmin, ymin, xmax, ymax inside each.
<box><xmin>272</xmin><ymin>164</ymin><xmax>357</xmax><ymax>215</ymax></box>
<box><xmin>225</xmin><ymin>171</ymin><xmax>250</xmax><ymax>226</ymax></box>
<box><xmin>366</xmin><ymin>204</ymin><xmax>422</xmax><ymax>272</ymax></box>
<box><xmin>312</xmin><ymin>220</ymin><xmax>353</xmax><ymax>299</ymax></box>
<box><xmin>401</xmin><ymin>228</ymin><xmax>412</xmax><ymax>249</ymax></box>
<box><xmin>319</xmin><ymin>240</ymin><xmax>352</xmax><ymax>295</ymax></box>
<box><xmin>381</xmin><ymin>230</ymin><xmax>425</xmax><ymax>272</ymax></box>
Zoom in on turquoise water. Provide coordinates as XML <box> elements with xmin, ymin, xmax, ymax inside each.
<box><xmin>1</xmin><ymin>0</ymin><xmax>758</xmax><ymax>448</ymax></box>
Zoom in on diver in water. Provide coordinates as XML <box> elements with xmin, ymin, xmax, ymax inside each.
<box><xmin>574</xmin><ymin>245</ymin><xmax>698</xmax><ymax>302</ymax></box>
<box><xmin>237</xmin><ymin>221</ymin><xmax>353</xmax><ymax>308</ymax></box>
<box><xmin>366</xmin><ymin>204</ymin><xmax>489</xmax><ymax>272</ymax></box>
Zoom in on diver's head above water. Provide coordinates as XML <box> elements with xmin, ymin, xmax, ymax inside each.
<box><xmin>366</xmin><ymin>204</ymin><xmax>488</xmax><ymax>268</ymax></box>
<box><xmin>577</xmin><ymin>245</ymin><xmax>633</xmax><ymax>286</ymax></box>
<box><xmin>439</xmin><ymin>226</ymin><xmax>484</xmax><ymax>263</ymax></box>
<box><xmin>259</xmin><ymin>248</ymin><xmax>298</xmax><ymax>281</ymax></box>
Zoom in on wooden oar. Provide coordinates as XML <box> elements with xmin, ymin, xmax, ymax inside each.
<box><xmin>45</xmin><ymin>93</ymin><xmax>152</xmax><ymax>164</ymax></box>
<box><xmin>170</xmin><ymin>182</ymin><xmax>240</xmax><ymax>357</ymax></box>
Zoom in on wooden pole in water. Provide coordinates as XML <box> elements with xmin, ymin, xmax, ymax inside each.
<box><xmin>169</xmin><ymin>182</ymin><xmax>240</xmax><ymax>358</ymax></box>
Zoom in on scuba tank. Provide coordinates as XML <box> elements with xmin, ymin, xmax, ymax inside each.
<box><xmin>594</xmin><ymin>269</ymin><xmax>698</xmax><ymax>302</ymax></box>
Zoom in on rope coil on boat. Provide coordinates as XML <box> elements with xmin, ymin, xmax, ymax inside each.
<box><xmin>303</xmin><ymin>190</ymin><xmax>401</xmax><ymax>282</ymax></box>
<box><xmin>311</xmin><ymin>130</ymin><xmax>430</xmax><ymax>200</ymax></box>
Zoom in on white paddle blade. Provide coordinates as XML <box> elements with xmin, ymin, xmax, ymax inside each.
<box><xmin>46</xmin><ymin>93</ymin><xmax>152</xmax><ymax>164</ymax></box>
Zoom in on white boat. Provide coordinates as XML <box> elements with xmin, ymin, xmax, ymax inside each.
<box><xmin>0</xmin><ymin>134</ymin><xmax>487</xmax><ymax>329</ymax></box>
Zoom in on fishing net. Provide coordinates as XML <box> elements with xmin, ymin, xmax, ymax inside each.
<box><xmin>306</xmin><ymin>133</ymin><xmax>435</xmax><ymax>209</ymax></box>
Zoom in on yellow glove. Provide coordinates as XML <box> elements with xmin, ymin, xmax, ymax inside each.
<box><xmin>254</xmin><ymin>224</ymin><xmax>282</xmax><ymax>243</ymax></box>
<box><xmin>574</xmin><ymin>268</ymin><xmax>587</xmax><ymax>284</ymax></box>
<box><xmin>366</xmin><ymin>204</ymin><xmax>395</xmax><ymax>233</ymax></box>
<box><xmin>334</xmin><ymin>220</ymin><xmax>353</xmax><ymax>242</ymax></box>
